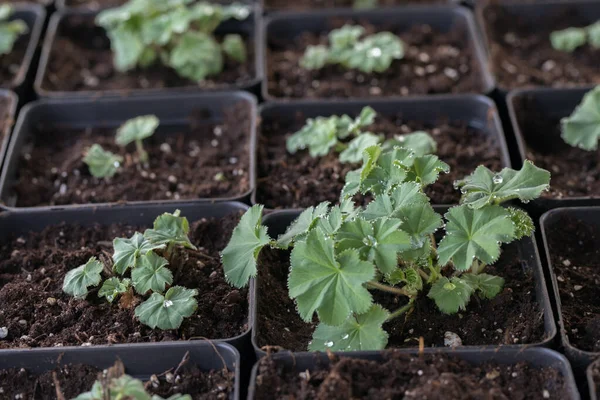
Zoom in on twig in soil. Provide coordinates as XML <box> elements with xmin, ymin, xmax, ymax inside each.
<box><xmin>188</xmin><ymin>337</ymin><xmax>227</xmax><ymax>370</ymax></box>
<box><xmin>173</xmin><ymin>351</ymin><xmax>190</xmax><ymax>377</ymax></box>
<box><xmin>186</xmin><ymin>248</ymin><xmax>216</xmax><ymax>260</ymax></box>
<box><xmin>52</xmin><ymin>371</ymin><xmax>66</xmax><ymax>400</ymax></box>
<box><xmin>418</xmin><ymin>337</ymin><xmax>424</xmax><ymax>355</ymax></box>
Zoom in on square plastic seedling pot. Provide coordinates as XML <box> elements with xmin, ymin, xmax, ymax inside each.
<box><xmin>259</xmin><ymin>0</ymin><xmax>460</xmax><ymax>13</ymax></box>
<box><xmin>247</xmin><ymin>347</ymin><xmax>580</xmax><ymax>400</ymax></box>
<box><xmin>250</xmin><ymin>208</ymin><xmax>557</xmax><ymax>358</ymax></box>
<box><xmin>0</xmin><ymin>91</ymin><xmax>257</xmax><ymax>210</ymax></box>
<box><xmin>0</xmin><ymin>342</ymin><xmax>241</xmax><ymax>400</ymax></box>
<box><xmin>507</xmin><ymin>86</ymin><xmax>598</xmax><ymax>214</ymax></box>
<box><xmin>261</xmin><ymin>5</ymin><xmax>495</xmax><ymax>100</ymax></box>
<box><xmin>0</xmin><ymin>201</ymin><xmax>254</xmax><ymax>353</ymax></box>
<box><xmin>55</xmin><ymin>0</ymin><xmax>261</xmax><ymax>13</ymax></box>
<box><xmin>34</xmin><ymin>9</ymin><xmax>263</xmax><ymax>98</ymax></box>
<box><xmin>541</xmin><ymin>207</ymin><xmax>600</xmax><ymax>371</ymax></box>
<box><xmin>253</xmin><ymin>94</ymin><xmax>511</xmax><ymax>212</ymax></box>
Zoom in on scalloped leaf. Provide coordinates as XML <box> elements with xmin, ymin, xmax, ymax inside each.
<box><xmin>99</xmin><ymin>277</ymin><xmax>131</xmax><ymax>303</ymax></box>
<box><xmin>115</xmin><ymin>115</ymin><xmax>159</xmax><ymax>147</ymax></box>
<box><xmin>428</xmin><ymin>276</ymin><xmax>474</xmax><ymax>314</ymax></box>
<box><xmin>405</xmin><ymin>155</ymin><xmax>449</xmax><ymax>186</ymax></box>
<box><xmin>83</xmin><ymin>144</ymin><xmax>124</xmax><ymax>179</ymax></box>
<box><xmin>276</xmin><ymin>202</ymin><xmax>330</xmax><ymax>248</ymax></box>
<box><xmin>461</xmin><ymin>273</ymin><xmax>504</xmax><ymax>300</ymax></box>
<box><xmin>131</xmin><ymin>252</ymin><xmax>173</xmax><ymax>294</ymax></box>
<box><xmin>113</xmin><ymin>232</ymin><xmax>165</xmax><ymax>274</ymax></box>
<box><xmin>561</xmin><ymin>86</ymin><xmax>600</xmax><ymax>151</ymax></box>
<box><xmin>134</xmin><ymin>286</ymin><xmax>197</xmax><ymax>330</ymax></box>
<box><xmin>63</xmin><ymin>257</ymin><xmax>104</xmax><ymax>299</ymax></box>
<box><xmin>144</xmin><ymin>210</ymin><xmax>196</xmax><ymax>249</ymax></box>
<box><xmin>339</xmin><ymin>133</ymin><xmax>382</xmax><ymax>164</ymax></box>
<box><xmin>550</xmin><ymin>27</ymin><xmax>587</xmax><ymax>52</ymax></box>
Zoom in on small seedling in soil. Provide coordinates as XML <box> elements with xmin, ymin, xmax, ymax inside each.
<box><xmin>0</xmin><ymin>5</ymin><xmax>28</xmax><ymax>56</ymax></box>
<box><xmin>301</xmin><ymin>24</ymin><xmax>404</xmax><ymax>73</ymax></box>
<box><xmin>222</xmin><ymin>138</ymin><xmax>550</xmax><ymax>351</ymax></box>
<box><xmin>82</xmin><ymin>144</ymin><xmax>124</xmax><ymax>178</ymax></box>
<box><xmin>560</xmin><ymin>85</ymin><xmax>600</xmax><ymax>151</ymax></box>
<box><xmin>551</xmin><ymin>21</ymin><xmax>600</xmax><ymax>52</ymax></box>
<box><xmin>96</xmin><ymin>0</ymin><xmax>251</xmax><ymax>81</ymax></box>
<box><xmin>63</xmin><ymin>210</ymin><xmax>199</xmax><ymax>330</ymax></box>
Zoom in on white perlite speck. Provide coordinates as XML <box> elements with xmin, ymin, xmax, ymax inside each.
<box><xmin>444</xmin><ymin>331</ymin><xmax>462</xmax><ymax>347</ymax></box>
<box><xmin>0</xmin><ymin>327</ymin><xmax>7</xmax><ymax>339</ymax></box>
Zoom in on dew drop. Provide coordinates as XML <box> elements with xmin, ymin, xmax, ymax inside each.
<box><xmin>163</xmin><ymin>300</ymin><xmax>174</xmax><ymax>308</ymax></box>
<box><xmin>342</xmin><ymin>333</ymin><xmax>349</xmax><ymax>340</ymax></box>
<box><xmin>492</xmin><ymin>174</ymin><xmax>503</xmax><ymax>184</ymax></box>
<box><xmin>324</xmin><ymin>341</ymin><xmax>334</xmax><ymax>348</ymax></box>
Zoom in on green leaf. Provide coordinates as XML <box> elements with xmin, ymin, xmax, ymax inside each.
<box><xmin>107</xmin><ymin>25</ymin><xmax>144</xmax><ymax>71</ymax></box>
<box><xmin>561</xmin><ymin>86</ymin><xmax>600</xmax><ymax>151</ymax></box>
<box><xmin>341</xmin><ymin>169</ymin><xmax>362</xmax><ymax>199</ymax></box>
<box><xmin>135</xmin><ymin>286</ymin><xmax>197</xmax><ymax>330</ymax></box>
<box><xmin>456</xmin><ymin>161</ymin><xmax>551</xmax><ymax>209</ymax></box>
<box><xmin>144</xmin><ymin>209</ymin><xmax>197</xmax><ymax>249</ymax></box>
<box><xmin>339</xmin><ymin>133</ymin><xmax>382</xmax><ymax>163</ymax></box>
<box><xmin>507</xmin><ymin>207</ymin><xmax>535</xmax><ymax>240</ymax></box>
<box><xmin>353</xmin><ymin>0</ymin><xmax>378</xmax><ymax>9</ymax></box>
<box><xmin>309</xmin><ymin>304</ymin><xmax>389</xmax><ymax>351</ymax></box>
<box><xmin>363</xmin><ymin>181</ymin><xmax>428</xmax><ymax>220</ymax></box>
<box><xmin>0</xmin><ymin>4</ymin><xmax>12</xmax><ymax>20</ymax></box>
<box><xmin>384</xmin><ymin>131</ymin><xmax>437</xmax><ymax>156</ymax></box>
<box><xmin>221</xmin><ymin>205</ymin><xmax>271</xmax><ymax>288</ymax></box>
<box><xmin>437</xmin><ymin>205</ymin><xmax>515</xmax><ymax>271</ymax></box>
<box><xmin>587</xmin><ymin>21</ymin><xmax>600</xmax><ymax>48</ymax></box>
<box><xmin>289</xmin><ymin>229</ymin><xmax>374</xmax><ymax>326</ymax></box>
<box><xmin>83</xmin><ymin>144</ymin><xmax>124</xmax><ymax>179</ymax></box>
<box><xmin>115</xmin><ymin>115</ymin><xmax>159</xmax><ymax>147</ymax></box>
<box><xmin>112</xmin><ymin>232</ymin><xmax>165</xmax><ymax>274</ymax></box>
<box><xmin>550</xmin><ymin>27</ymin><xmax>587</xmax><ymax>52</ymax></box>
<box><xmin>461</xmin><ymin>273</ymin><xmax>504</xmax><ymax>300</ymax></box>
<box><xmin>361</xmin><ymin>147</ymin><xmax>413</xmax><ymax>195</ymax></box>
<box><xmin>337</xmin><ymin>217</ymin><xmax>411</xmax><ymax>274</ymax></box>
<box><xmin>286</xmin><ymin>117</ymin><xmax>338</xmax><ymax>157</ymax></box>
<box><xmin>222</xmin><ymin>34</ymin><xmax>246</xmax><ymax>63</ymax></box>
<box><xmin>403</xmin><ymin>267</ymin><xmax>423</xmax><ymax>292</ymax></box>
<box><xmin>396</xmin><ymin>202</ymin><xmax>443</xmax><ymax>249</ymax></box>
<box><xmin>341</xmin><ymin>32</ymin><xmax>404</xmax><ymax>73</ymax></box>
<box><xmin>316</xmin><ymin>205</ymin><xmax>343</xmax><ymax>236</ymax></box>
<box><xmin>132</xmin><ymin>252</ymin><xmax>173</xmax><ymax>295</ymax></box>
<box><xmin>276</xmin><ymin>203</ymin><xmax>330</xmax><ymax>248</ymax></box>
<box><xmin>168</xmin><ymin>31</ymin><xmax>223</xmax><ymax>81</ymax></box>
<box><xmin>340</xmin><ymin>145</ymin><xmax>383</xmax><ymax>199</ymax></box>
<box><xmin>405</xmin><ymin>155</ymin><xmax>449</xmax><ymax>186</ymax></box>
<box><xmin>300</xmin><ymin>45</ymin><xmax>329</xmax><ymax>70</ymax></box>
<box><xmin>428</xmin><ymin>276</ymin><xmax>474</xmax><ymax>314</ymax></box>
<box><xmin>0</xmin><ymin>17</ymin><xmax>27</xmax><ymax>55</ymax></box>
<box><xmin>329</xmin><ymin>24</ymin><xmax>364</xmax><ymax>50</ymax></box>
<box><xmin>99</xmin><ymin>277</ymin><xmax>130</xmax><ymax>303</ymax></box>
<box><xmin>63</xmin><ymin>257</ymin><xmax>104</xmax><ymax>299</ymax></box>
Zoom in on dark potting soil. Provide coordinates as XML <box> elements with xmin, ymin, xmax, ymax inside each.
<box><xmin>64</xmin><ymin>0</ymin><xmax>126</xmax><ymax>9</ymax></box>
<box><xmin>256</xmin><ymin>113</ymin><xmax>502</xmax><ymax>209</ymax></box>
<box><xmin>482</xmin><ymin>5</ymin><xmax>600</xmax><ymax>90</ymax></box>
<box><xmin>10</xmin><ymin>102</ymin><xmax>251</xmax><ymax>207</ymax></box>
<box><xmin>41</xmin><ymin>15</ymin><xmax>255</xmax><ymax>93</ymax></box>
<box><xmin>267</xmin><ymin>20</ymin><xmax>484</xmax><ymax>99</ymax></box>
<box><xmin>513</xmin><ymin>96</ymin><xmax>599</xmax><ymax>199</ymax></box>
<box><xmin>255</xmin><ymin>243</ymin><xmax>545</xmax><ymax>352</ymax></box>
<box><xmin>545</xmin><ymin>214</ymin><xmax>600</xmax><ymax>352</ymax></box>
<box><xmin>0</xmin><ymin>363</ymin><xmax>233</xmax><ymax>399</ymax></box>
<box><xmin>0</xmin><ymin>212</ymin><xmax>249</xmax><ymax>349</ymax></box>
<box><xmin>0</xmin><ymin>29</ymin><xmax>30</xmax><ymax>88</ymax></box>
<box><xmin>264</xmin><ymin>0</ymin><xmax>444</xmax><ymax>11</ymax></box>
<box><xmin>254</xmin><ymin>352</ymin><xmax>568</xmax><ymax>400</ymax></box>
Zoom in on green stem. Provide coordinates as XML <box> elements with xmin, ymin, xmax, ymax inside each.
<box><xmin>470</xmin><ymin>259</ymin><xmax>487</xmax><ymax>275</ymax></box>
<box><xmin>418</xmin><ymin>268</ymin><xmax>430</xmax><ymax>282</ymax></box>
<box><xmin>136</xmin><ymin>139</ymin><xmax>148</xmax><ymax>164</ymax></box>
<box><xmin>367</xmin><ymin>280</ymin><xmax>411</xmax><ymax>297</ymax></box>
<box><xmin>387</xmin><ymin>300</ymin><xmax>414</xmax><ymax>321</ymax></box>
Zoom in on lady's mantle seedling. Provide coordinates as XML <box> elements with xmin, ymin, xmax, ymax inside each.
<box><xmin>561</xmin><ymin>85</ymin><xmax>600</xmax><ymax>151</ymax></box>
<box><xmin>222</xmin><ymin>130</ymin><xmax>550</xmax><ymax>351</ymax></box>
<box><xmin>82</xmin><ymin>115</ymin><xmax>159</xmax><ymax>178</ymax></box>
<box><xmin>0</xmin><ymin>5</ymin><xmax>28</xmax><ymax>55</ymax></box>
<box><xmin>301</xmin><ymin>24</ymin><xmax>404</xmax><ymax>73</ymax></box>
<box><xmin>96</xmin><ymin>0</ymin><xmax>250</xmax><ymax>81</ymax></box>
<box><xmin>551</xmin><ymin>21</ymin><xmax>600</xmax><ymax>52</ymax></box>
<box><xmin>63</xmin><ymin>210</ymin><xmax>199</xmax><ymax>330</ymax></box>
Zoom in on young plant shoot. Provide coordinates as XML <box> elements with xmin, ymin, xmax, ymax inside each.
<box><xmin>0</xmin><ymin>5</ymin><xmax>28</xmax><ymax>55</ymax></box>
<box><xmin>222</xmin><ymin>137</ymin><xmax>551</xmax><ymax>351</ymax></box>
<box><xmin>301</xmin><ymin>24</ymin><xmax>404</xmax><ymax>73</ymax></box>
<box><xmin>550</xmin><ymin>20</ymin><xmax>600</xmax><ymax>52</ymax></box>
<box><xmin>561</xmin><ymin>85</ymin><xmax>600</xmax><ymax>151</ymax></box>
<box><xmin>63</xmin><ymin>210</ymin><xmax>199</xmax><ymax>331</ymax></box>
<box><xmin>96</xmin><ymin>0</ymin><xmax>250</xmax><ymax>81</ymax></box>
<box><xmin>82</xmin><ymin>115</ymin><xmax>159</xmax><ymax>178</ymax></box>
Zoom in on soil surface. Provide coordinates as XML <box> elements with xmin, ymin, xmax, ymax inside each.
<box><xmin>10</xmin><ymin>102</ymin><xmax>251</xmax><ymax>207</ymax></box>
<box><xmin>0</xmin><ymin>363</ymin><xmax>233</xmax><ymax>399</ymax></box>
<box><xmin>483</xmin><ymin>4</ymin><xmax>600</xmax><ymax>90</ymax></box>
<box><xmin>41</xmin><ymin>15</ymin><xmax>255</xmax><ymax>93</ymax></box>
<box><xmin>0</xmin><ymin>212</ymin><xmax>249</xmax><ymax>349</ymax></box>
<box><xmin>513</xmin><ymin>95</ymin><xmax>599</xmax><ymax>199</ymax></box>
<box><xmin>254</xmin><ymin>352</ymin><xmax>569</xmax><ymax>400</ymax></box>
<box><xmin>265</xmin><ymin>0</ymin><xmax>444</xmax><ymax>11</ymax></box>
<box><xmin>255</xmin><ymin>242</ymin><xmax>546</xmax><ymax>352</ymax></box>
<box><xmin>256</xmin><ymin>112</ymin><xmax>503</xmax><ymax>209</ymax></box>
<box><xmin>545</xmin><ymin>214</ymin><xmax>600</xmax><ymax>352</ymax></box>
<box><xmin>64</xmin><ymin>0</ymin><xmax>126</xmax><ymax>9</ymax></box>
<box><xmin>0</xmin><ymin>26</ymin><xmax>30</xmax><ymax>89</ymax></box>
<box><xmin>267</xmin><ymin>19</ymin><xmax>485</xmax><ymax>99</ymax></box>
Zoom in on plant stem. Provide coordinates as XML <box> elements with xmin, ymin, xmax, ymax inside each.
<box><xmin>470</xmin><ymin>260</ymin><xmax>487</xmax><ymax>275</ymax></box>
<box><xmin>367</xmin><ymin>280</ymin><xmax>411</xmax><ymax>297</ymax></box>
<box><xmin>387</xmin><ymin>300</ymin><xmax>414</xmax><ymax>321</ymax></box>
<box><xmin>136</xmin><ymin>139</ymin><xmax>148</xmax><ymax>164</ymax></box>
<box><xmin>429</xmin><ymin>234</ymin><xmax>437</xmax><ymax>251</ymax></box>
<box><xmin>418</xmin><ymin>268</ymin><xmax>430</xmax><ymax>282</ymax></box>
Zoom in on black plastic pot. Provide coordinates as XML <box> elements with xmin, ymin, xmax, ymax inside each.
<box><xmin>0</xmin><ymin>201</ymin><xmax>254</xmax><ymax>352</ymax></box>
<box><xmin>588</xmin><ymin>358</ymin><xmax>600</xmax><ymax>400</ymax></box>
<box><xmin>0</xmin><ymin>91</ymin><xmax>257</xmax><ymax>210</ymax></box>
<box><xmin>253</xmin><ymin>94</ymin><xmax>511</xmax><ymax>211</ymax></box>
<box><xmin>251</xmin><ymin>208</ymin><xmax>557</xmax><ymax>357</ymax></box>
<box><xmin>247</xmin><ymin>347</ymin><xmax>580</xmax><ymax>400</ymax></box>
<box><xmin>55</xmin><ymin>0</ymin><xmax>261</xmax><ymax>11</ymax></box>
<box><xmin>262</xmin><ymin>5</ymin><xmax>494</xmax><ymax>100</ymax></box>
<box><xmin>0</xmin><ymin>90</ymin><xmax>18</xmax><ymax>177</ymax></box>
<box><xmin>260</xmin><ymin>0</ymin><xmax>460</xmax><ymax>13</ymax></box>
<box><xmin>507</xmin><ymin>87</ymin><xmax>597</xmax><ymax>214</ymax></box>
<box><xmin>0</xmin><ymin>342</ymin><xmax>241</xmax><ymax>400</ymax></box>
<box><xmin>540</xmin><ymin>207</ymin><xmax>600</xmax><ymax>372</ymax></box>
<box><xmin>34</xmin><ymin>9</ymin><xmax>263</xmax><ymax>98</ymax></box>
<box><xmin>3</xmin><ymin>4</ymin><xmax>46</xmax><ymax>98</ymax></box>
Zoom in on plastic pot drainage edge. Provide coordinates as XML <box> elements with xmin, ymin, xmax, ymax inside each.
<box><xmin>0</xmin><ymin>201</ymin><xmax>254</xmax><ymax>353</ymax></box>
<box><xmin>250</xmin><ymin>207</ymin><xmax>557</xmax><ymax>358</ymax></box>
<box><xmin>540</xmin><ymin>207</ymin><xmax>600</xmax><ymax>371</ymax></box>
<box><xmin>261</xmin><ymin>5</ymin><xmax>495</xmax><ymax>101</ymax></box>
<box><xmin>247</xmin><ymin>347</ymin><xmax>580</xmax><ymax>400</ymax></box>
<box><xmin>33</xmin><ymin>9</ymin><xmax>264</xmax><ymax>99</ymax></box>
<box><xmin>507</xmin><ymin>86</ymin><xmax>599</xmax><ymax>213</ymax></box>
<box><xmin>252</xmin><ymin>94</ymin><xmax>511</xmax><ymax>212</ymax></box>
<box><xmin>0</xmin><ymin>342</ymin><xmax>241</xmax><ymax>400</ymax></box>
<box><xmin>0</xmin><ymin>91</ymin><xmax>257</xmax><ymax>211</ymax></box>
